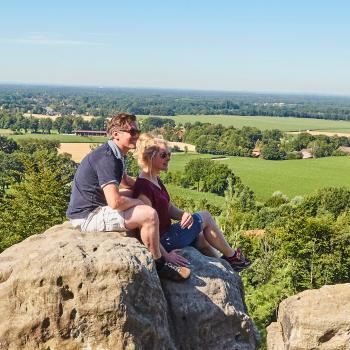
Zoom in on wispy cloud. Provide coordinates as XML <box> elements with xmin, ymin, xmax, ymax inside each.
<box><xmin>0</xmin><ymin>33</ymin><xmax>108</xmax><ymax>46</ymax></box>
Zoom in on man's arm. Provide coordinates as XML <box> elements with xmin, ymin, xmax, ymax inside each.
<box><xmin>103</xmin><ymin>183</ymin><xmax>144</xmax><ymax>211</ymax></box>
<box><xmin>120</xmin><ymin>173</ymin><xmax>135</xmax><ymax>189</ymax></box>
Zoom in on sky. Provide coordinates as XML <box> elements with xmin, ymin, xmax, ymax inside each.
<box><xmin>1</xmin><ymin>0</ymin><xmax>350</xmax><ymax>95</ymax></box>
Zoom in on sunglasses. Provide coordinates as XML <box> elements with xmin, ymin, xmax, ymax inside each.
<box><xmin>159</xmin><ymin>151</ymin><xmax>171</xmax><ymax>159</ymax></box>
<box><xmin>117</xmin><ymin>128</ymin><xmax>141</xmax><ymax>137</ymax></box>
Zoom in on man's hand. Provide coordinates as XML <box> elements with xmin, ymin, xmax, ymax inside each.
<box><xmin>103</xmin><ymin>183</ymin><xmax>143</xmax><ymax>211</ymax></box>
<box><xmin>164</xmin><ymin>249</ymin><xmax>190</xmax><ymax>266</ymax></box>
<box><xmin>180</xmin><ymin>212</ymin><xmax>193</xmax><ymax>229</ymax></box>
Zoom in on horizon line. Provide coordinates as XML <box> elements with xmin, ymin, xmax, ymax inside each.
<box><xmin>1</xmin><ymin>81</ymin><xmax>350</xmax><ymax>99</ymax></box>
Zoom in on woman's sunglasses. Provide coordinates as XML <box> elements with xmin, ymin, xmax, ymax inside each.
<box><xmin>117</xmin><ymin>128</ymin><xmax>141</xmax><ymax>137</ymax></box>
<box><xmin>159</xmin><ymin>151</ymin><xmax>171</xmax><ymax>159</ymax></box>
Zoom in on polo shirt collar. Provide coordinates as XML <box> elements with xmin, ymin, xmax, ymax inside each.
<box><xmin>107</xmin><ymin>140</ymin><xmax>124</xmax><ymax>160</ymax></box>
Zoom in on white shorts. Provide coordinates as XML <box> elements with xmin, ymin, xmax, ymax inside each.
<box><xmin>70</xmin><ymin>206</ymin><xmax>126</xmax><ymax>232</ymax></box>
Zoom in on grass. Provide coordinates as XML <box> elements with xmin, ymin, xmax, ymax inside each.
<box><xmin>6</xmin><ymin>132</ymin><xmax>107</xmax><ymax>143</ymax></box>
<box><xmin>141</xmin><ymin>115</ymin><xmax>350</xmax><ymax>132</ymax></box>
<box><xmin>166</xmin><ymin>183</ymin><xmax>226</xmax><ymax>208</ymax></box>
<box><xmin>168</xmin><ymin>153</ymin><xmax>350</xmax><ymax>202</ymax></box>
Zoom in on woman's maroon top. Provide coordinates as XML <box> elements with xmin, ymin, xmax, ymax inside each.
<box><xmin>133</xmin><ymin>177</ymin><xmax>171</xmax><ymax>235</ymax></box>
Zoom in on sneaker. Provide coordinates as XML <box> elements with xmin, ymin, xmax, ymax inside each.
<box><xmin>157</xmin><ymin>262</ymin><xmax>191</xmax><ymax>282</ymax></box>
<box><xmin>221</xmin><ymin>248</ymin><xmax>251</xmax><ymax>272</ymax></box>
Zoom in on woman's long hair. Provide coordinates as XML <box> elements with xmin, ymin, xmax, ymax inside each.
<box><xmin>135</xmin><ymin>134</ymin><xmax>168</xmax><ymax>175</ymax></box>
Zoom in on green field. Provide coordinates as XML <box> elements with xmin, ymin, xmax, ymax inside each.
<box><xmin>3</xmin><ymin>131</ymin><xmax>107</xmax><ymax>143</ymax></box>
<box><xmin>168</xmin><ymin>153</ymin><xmax>350</xmax><ymax>202</ymax></box>
<box><xmin>166</xmin><ymin>183</ymin><xmax>226</xmax><ymax>208</ymax></box>
<box><xmin>143</xmin><ymin>115</ymin><xmax>350</xmax><ymax>132</ymax></box>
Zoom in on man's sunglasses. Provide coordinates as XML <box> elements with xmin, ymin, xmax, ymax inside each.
<box><xmin>117</xmin><ymin>128</ymin><xmax>141</xmax><ymax>137</ymax></box>
<box><xmin>159</xmin><ymin>151</ymin><xmax>171</xmax><ymax>159</ymax></box>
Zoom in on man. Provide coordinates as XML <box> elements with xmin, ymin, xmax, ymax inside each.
<box><xmin>67</xmin><ymin>113</ymin><xmax>190</xmax><ymax>281</ymax></box>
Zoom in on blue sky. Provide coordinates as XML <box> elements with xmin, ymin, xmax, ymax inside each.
<box><xmin>1</xmin><ymin>0</ymin><xmax>349</xmax><ymax>95</ymax></box>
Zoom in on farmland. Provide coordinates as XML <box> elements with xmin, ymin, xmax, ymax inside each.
<box><xmin>143</xmin><ymin>114</ymin><xmax>350</xmax><ymax>133</ymax></box>
<box><xmin>4</xmin><ymin>131</ymin><xmax>107</xmax><ymax>143</ymax></box>
<box><xmin>168</xmin><ymin>153</ymin><xmax>350</xmax><ymax>202</ymax></box>
<box><xmin>166</xmin><ymin>183</ymin><xmax>226</xmax><ymax>208</ymax></box>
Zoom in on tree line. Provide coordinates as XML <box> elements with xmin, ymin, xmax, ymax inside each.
<box><xmin>0</xmin><ymin>110</ymin><xmax>105</xmax><ymax>134</ymax></box>
<box><xmin>1</xmin><ymin>84</ymin><xmax>350</xmax><ymax>120</ymax></box>
<box><xmin>146</xmin><ymin>118</ymin><xmax>350</xmax><ymax>160</ymax></box>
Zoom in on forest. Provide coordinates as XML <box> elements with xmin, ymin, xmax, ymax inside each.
<box><xmin>1</xmin><ymin>84</ymin><xmax>350</xmax><ymax>120</ymax></box>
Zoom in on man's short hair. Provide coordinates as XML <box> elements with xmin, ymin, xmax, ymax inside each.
<box><xmin>106</xmin><ymin>113</ymin><xmax>137</xmax><ymax>138</ymax></box>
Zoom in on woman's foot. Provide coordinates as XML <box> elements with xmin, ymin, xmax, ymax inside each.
<box><xmin>221</xmin><ymin>248</ymin><xmax>251</xmax><ymax>272</ymax></box>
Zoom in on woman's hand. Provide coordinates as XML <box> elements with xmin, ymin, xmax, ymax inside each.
<box><xmin>180</xmin><ymin>212</ymin><xmax>193</xmax><ymax>229</ymax></box>
<box><xmin>164</xmin><ymin>249</ymin><xmax>190</xmax><ymax>267</ymax></box>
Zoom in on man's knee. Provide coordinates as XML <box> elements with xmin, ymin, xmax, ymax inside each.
<box><xmin>140</xmin><ymin>206</ymin><xmax>159</xmax><ymax>226</ymax></box>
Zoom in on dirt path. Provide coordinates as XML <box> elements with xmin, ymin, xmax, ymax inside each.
<box><xmin>289</xmin><ymin>130</ymin><xmax>350</xmax><ymax>137</ymax></box>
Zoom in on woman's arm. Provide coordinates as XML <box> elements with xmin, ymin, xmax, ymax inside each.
<box><xmin>160</xmin><ymin>243</ymin><xmax>189</xmax><ymax>266</ymax></box>
<box><xmin>168</xmin><ymin>203</ymin><xmax>184</xmax><ymax>220</ymax></box>
<box><xmin>168</xmin><ymin>203</ymin><xmax>193</xmax><ymax>229</ymax></box>
<box><xmin>138</xmin><ymin>194</ymin><xmax>152</xmax><ymax>206</ymax></box>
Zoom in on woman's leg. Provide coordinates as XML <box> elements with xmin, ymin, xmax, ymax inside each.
<box><xmin>197</xmin><ymin>210</ymin><xmax>235</xmax><ymax>257</ymax></box>
<box><xmin>194</xmin><ymin>232</ymin><xmax>220</xmax><ymax>258</ymax></box>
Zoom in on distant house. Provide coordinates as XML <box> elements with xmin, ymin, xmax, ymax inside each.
<box><xmin>252</xmin><ymin>147</ymin><xmax>261</xmax><ymax>157</ymax></box>
<box><xmin>338</xmin><ymin>146</ymin><xmax>350</xmax><ymax>154</ymax></box>
<box><xmin>75</xmin><ymin>130</ymin><xmax>107</xmax><ymax>137</ymax></box>
<box><xmin>300</xmin><ymin>148</ymin><xmax>313</xmax><ymax>159</ymax></box>
<box><xmin>45</xmin><ymin>107</ymin><xmax>56</xmax><ymax>115</ymax></box>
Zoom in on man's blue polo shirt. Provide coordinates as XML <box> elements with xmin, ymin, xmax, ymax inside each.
<box><xmin>66</xmin><ymin>142</ymin><xmax>125</xmax><ymax>219</ymax></box>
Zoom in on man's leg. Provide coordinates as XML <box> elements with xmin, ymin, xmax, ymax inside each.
<box><xmin>124</xmin><ymin>205</ymin><xmax>162</xmax><ymax>260</ymax></box>
<box><xmin>125</xmin><ymin>205</ymin><xmax>191</xmax><ymax>281</ymax></box>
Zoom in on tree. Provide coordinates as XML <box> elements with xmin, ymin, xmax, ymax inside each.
<box><xmin>29</xmin><ymin>117</ymin><xmax>39</xmax><ymax>133</ymax></box>
<box><xmin>300</xmin><ymin>187</ymin><xmax>350</xmax><ymax>217</ymax></box>
<box><xmin>183</xmin><ymin>158</ymin><xmax>236</xmax><ymax>195</ymax></box>
<box><xmin>0</xmin><ymin>149</ymin><xmax>76</xmax><ymax>252</ymax></box>
<box><xmin>184</xmin><ymin>158</ymin><xmax>213</xmax><ymax>191</ymax></box>
<box><xmin>39</xmin><ymin>118</ymin><xmax>53</xmax><ymax>134</ymax></box>
<box><xmin>141</xmin><ymin>117</ymin><xmax>176</xmax><ymax>132</ymax></box>
<box><xmin>0</xmin><ymin>136</ymin><xmax>18</xmax><ymax>153</ymax></box>
<box><xmin>202</xmin><ymin>163</ymin><xmax>234</xmax><ymax>195</ymax></box>
<box><xmin>261</xmin><ymin>141</ymin><xmax>286</xmax><ymax>160</ymax></box>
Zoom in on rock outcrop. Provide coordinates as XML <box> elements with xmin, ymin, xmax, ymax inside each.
<box><xmin>0</xmin><ymin>222</ymin><xmax>259</xmax><ymax>350</ymax></box>
<box><xmin>267</xmin><ymin>284</ymin><xmax>350</xmax><ymax>350</ymax></box>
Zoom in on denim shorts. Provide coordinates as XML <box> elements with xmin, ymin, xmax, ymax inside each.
<box><xmin>160</xmin><ymin>213</ymin><xmax>203</xmax><ymax>252</ymax></box>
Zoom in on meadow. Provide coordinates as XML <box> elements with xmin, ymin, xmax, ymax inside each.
<box><xmin>3</xmin><ymin>131</ymin><xmax>107</xmax><ymax>143</ymax></box>
<box><xmin>169</xmin><ymin>153</ymin><xmax>350</xmax><ymax>202</ymax></box>
<box><xmin>166</xmin><ymin>182</ymin><xmax>226</xmax><ymax>208</ymax></box>
<box><xmin>142</xmin><ymin>115</ymin><xmax>350</xmax><ymax>132</ymax></box>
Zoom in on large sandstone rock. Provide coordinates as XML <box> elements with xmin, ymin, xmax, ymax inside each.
<box><xmin>162</xmin><ymin>248</ymin><xmax>259</xmax><ymax>350</ymax></box>
<box><xmin>267</xmin><ymin>284</ymin><xmax>350</xmax><ymax>350</ymax></box>
<box><xmin>0</xmin><ymin>222</ymin><xmax>260</xmax><ymax>350</ymax></box>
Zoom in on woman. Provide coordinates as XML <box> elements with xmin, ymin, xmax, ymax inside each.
<box><xmin>133</xmin><ymin>134</ymin><xmax>250</xmax><ymax>271</ymax></box>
